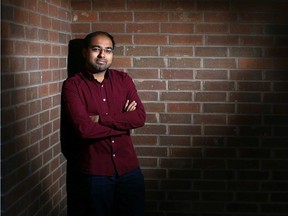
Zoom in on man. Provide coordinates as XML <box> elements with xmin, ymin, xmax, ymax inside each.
<box><xmin>61</xmin><ymin>31</ymin><xmax>146</xmax><ymax>216</ymax></box>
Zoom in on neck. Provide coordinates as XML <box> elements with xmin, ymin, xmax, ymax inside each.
<box><xmin>93</xmin><ymin>71</ymin><xmax>106</xmax><ymax>82</ymax></box>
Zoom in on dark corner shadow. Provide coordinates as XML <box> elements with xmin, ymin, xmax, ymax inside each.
<box><xmin>60</xmin><ymin>38</ymin><xmax>87</xmax><ymax>216</ymax></box>
<box><xmin>67</xmin><ymin>39</ymin><xmax>85</xmax><ymax>78</ymax></box>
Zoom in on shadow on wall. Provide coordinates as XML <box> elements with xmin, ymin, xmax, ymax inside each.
<box><xmin>67</xmin><ymin>39</ymin><xmax>85</xmax><ymax>78</ymax></box>
<box><xmin>61</xmin><ymin>39</ymin><xmax>87</xmax><ymax>215</ymax></box>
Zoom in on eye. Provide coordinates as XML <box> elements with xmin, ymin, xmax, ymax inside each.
<box><xmin>91</xmin><ymin>47</ymin><xmax>101</xmax><ymax>52</ymax></box>
<box><xmin>105</xmin><ymin>48</ymin><xmax>113</xmax><ymax>54</ymax></box>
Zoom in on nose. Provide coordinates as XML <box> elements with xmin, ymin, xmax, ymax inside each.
<box><xmin>97</xmin><ymin>49</ymin><xmax>105</xmax><ymax>57</ymax></box>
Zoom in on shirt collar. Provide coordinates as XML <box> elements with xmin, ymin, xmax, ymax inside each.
<box><xmin>81</xmin><ymin>68</ymin><xmax>110</xmax><ymax>81</ymax></box>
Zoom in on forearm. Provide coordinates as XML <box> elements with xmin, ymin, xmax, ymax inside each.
<box><xmin>99</xmin><ymin>100</ymin><xmax>146</xmax><ymax>130</ymax></box>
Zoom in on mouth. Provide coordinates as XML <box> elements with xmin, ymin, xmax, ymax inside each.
<box><xmin>96</xmin><ymin>59</ymin><xmax>107</xmax><ymax>65</ymax></box>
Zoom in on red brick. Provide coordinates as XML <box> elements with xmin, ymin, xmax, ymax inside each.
<box><xmin>29</xmin><ymin>13</ymin><xmax>41</xmax><ymax>27</ymax></box>
<box><xmin>229</xmin><ymin>47</ymin><xmax>262</xmax><ymax>57</ymax></box>
<box><xmin>72</xmin><ymin>11</ymin><xmax>98</xmax><ymax>22</ymax></box>
<box><xmin>230</xmin><ymin>70</ymin><xmax>262</xmax><ymax>80</ymax></box>
<box><xmin>136</xmin><ymin>146</ymin><xmax>167</xmax><ymax>157</ymax></box>
<box><xmin>161</xmin><ymin>69</ymin><xmax>194</xmax><ymax>79</ymax></box>
<box><xmin>169</xmin><ymin>11</ymin><xmax>202</xmax><ymax>22</ymax></box>
<box><xmin>204</xmin><ymin>59</ymin><xmax>236</xmax><ymax>69</ymax></box>
<box><xmin>195</xmin><ymin>92</ymin><xmax>226</xmax><ymax>102</ymax></box>
<box><xmin>230</xmin><ymin>24</ymin><xmax>263</xmax><ymax>34</ymax></box>
<box><xmin>71</xmin><ymin>2</ymin><xmax>91</xmax><ymax>10</ymax></box>
<box><xmin>10</xmin><ymin>57</ymin><xmax>25</xmax><ymax>72</ymax></box>
<box><xmin>14</xmin><ymin>7</ymin><xmax>29</xmax><ymax>24</ymax></box>
<box><xmin>167</xmin><ymin>103</ymin><xmax>200</xmax><ymax>113</ymax></box>
<box><xmin>48</xmin><ymin>4</ymin><xmax>58</xmax><ymax>17</ymax></box>
<box><xmin>92</xmin><ymin>1</ymin><xmax>125</xmax><ymax>10</ymax></box>
<box><xmin>237</xmin><ymin>104</ymin><xmax>271</xmax><ymax>114</ymax></box>
<box><xmin>196</xmin><ymin>70</ymin><xmax>227</xmax><ymax>80</ymax></box>
<box><xmin>161</xmin><ymin>92</ymin><xmax>192</xmax><ymax>101</ymax></box>
<box><xmin>133</xmin><ymin>58</ymin><xmax>166</xmax><ymax>68</ymax></box>
<box><xmin>195</xmin><ymin>47</ymin><xmax>227</xmax><ymax>57</ymax></box>
<box><xmin>1</xmin><ymin>108</ymin><xmax>15</xmax><ymax>125</ymax></box>
<box><xmin>134</xmin><ymin>35</ymin><xmax>167</xmax><ymax>45</ymax></box>
<box><xmin>137</xmin><ymin>125</ymin><xmax>167</xmax><ymax>135</ymax></box>
<box><xmin>138</xmin><ymin>92</ymin><xmax>158</xmax><ymax>101</ymax></box>
<box><xmin>134</xmin><ymin>12</ymin><xmax>168</xmax><ymax>22</ymax></box>
<box><xmin>169</xmin><ymin>58</ymin><xmax>201</xmax><ymax>68</ymax></box>
<box><xmin>239</xmin><ymin>12</ymin><xmax>273</xmax><ymax>23</ymax></box>
<box><xmin>207</xmin><ymin>36</ymin><xmax>238</xmax><ymax>46</ymax></box>
<box><xmin>138</xmin><ymin>158</ymin><xmax>158</xmax><ymax>167</ymax></box>
<box><xmin>159</xmin><ymin>135</ymin><xmax>191</xmax><ymax>147</ymax></box>
<box><xmin>128</xmin><ymin>0</ymin><xmax>161</xmax><ymax>10</ymax></box>
<box><xmin>114</xmin><ymin>34</ymin><xmax>133</xmax><ymax>45</ymax></box>
<box><xmin>26</xmin><ymin>87</ymin><xmax>38</xmax><ymax>100</ymax></box>
<box><xmin>169</xmin><ymin>147</ymin><xmax>202</xmax><ymax>157</ymax></box>
<box><xmin>239</xmin><ymin>58</ymin><xmax>273</xmax><ymax>69</ymax></box>
<box><xmin>168</xmin><ymin>81</ymin><xmax>201</xmax><ymax>91</ymax></box>
<box><xmin>240</xmin><ymin>36</ymin><xmax>273</xmax><ymax>46</ymax></box>
<box><xmin>160</xmin><ymin>158</ymin><xmax>192</xmax><ymax>168</ymax></box>
<box><xmin>160</xmin><ymin>47</ymin><xmax>193</xmax><ymax>57</ymax></box>
<box><xmin>229</xmin><ymin>92</ymin><xmax>261</xmax><ymax>102</ymax></box>
<box><xmin>125</xmin><ymin>46</ymin><xmax>158</xmax><ymax>56</ymax></box>
<box><xmin>142</xmin><ymin>102</ymin><xmax>165</xmax><ymax>112</ymax></box>
<box><xmin>203</xmin><ymin>81</ymin><xmax>234</xmax><ymax>91</ymax></box>
<box><xmin>71</xmin><ymin>23</ymin><xmax>90</xmax><ymax>33</ymax></box>
<box><xmin>228</xmin><ymin>115</ymin><xmax>262</xmax><ymax>125</ymax></box>
<box><xmin>29</xmin><ymin>43</ymin><xmax>41</xmax><ymax>55</ymax></box>
<box><xmin>160</xmin><ymin>113</ymin><xmax>191</xmax><ymax>124</ymax></box>
<box><xmin>197</xmin><ymin>24</ymin><xmax>229</xmax><ymax>34</ymax></box>
<box><xmin>194</xmin><ymin>114</ymin><xmax>226</xmax><ymax>125</ymax></box>
<box><xmin>132</xmin><ymin>135</ymin><xmax>157</xmax><ymax>146</ymax></box>
<box><xmin>127</xmin><ymin>23</ymin><xmax>160</xmax><ymax>33</ymax></box>
<box><xmin>162</xmin><ymin>23</ymin><xmax>194</xmax><ymax>34</ymax></box>
<box><xmin>128</xmin><ymin>69</ymin><xmax>158</xmax><ymax>79</ymax></box>
<box><xmin>203</xmin><ymin>103</ymin><xmax>235</xmax><ymax>113</ymax></box>
<box><xmin>99</xmin><ymin>12</ymin><xmax>132</xmax><ymax>22</ymax></box>
<box><xmin>112</xmin><ymin>57</ymin><xmax>132</xmax><ymax>68</ymax></box>
<box><xmin>142</xmin><ymin>169</ymin><xmax>167</xmax><ymax>179</ymax></box>
<box><xmin>163</xmin><ymin>0</ymin><xmax>196</xmax><ymax>10</ymax></box>
<box><xmin>170</xmin><ymin>35</ymin><xmax>203</xmax><ymax>45</ymax></box>
<box><xmin>11</xmin><ymin>89</ymin><xmax>26</xmax><ymax>104</ymax></box>
<box><xmin>197</xmin><ymin>0</ymin><xmax>230</xmax><ymax>11</ymax></box>
<box><xmin>204</xmin><ymin>12</ymin><xmax>237</xmax><ymax>22</ymax></box>
<box><xmin>237</xmin><ymin>82</ymin><xmax>271</xmax><ymax>91</ymax></box>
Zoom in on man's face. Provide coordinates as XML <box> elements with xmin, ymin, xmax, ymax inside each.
<box><xmin>83</xmin><ymin>35</ymin><xmax>114</xmax><ymax>73</ymax></box>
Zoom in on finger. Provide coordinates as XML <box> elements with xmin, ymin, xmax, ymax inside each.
<box><xmin>124</xmin><ymin>100</ymin><xmax>129</xmax><ymax>111</ymax></box>
<box><xmin>127</xmin><ymin>101</ymin><xmax>137</xmax><ymax>111</ymax></box>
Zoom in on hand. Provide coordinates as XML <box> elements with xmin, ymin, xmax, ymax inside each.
<box><xmin>89</xmin><ymin>115</ymin><xmax>99</xmax><ymax>123</ymax></box>
<box><xmin>124</xmin><ymin>100</ymin><xmax>137</xmax><ymax>112</ymax></box>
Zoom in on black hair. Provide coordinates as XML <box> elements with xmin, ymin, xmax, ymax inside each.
<box><xmin>83</xmin><ymin>31</ymin><xmax>115</xmax><ymax>49</ymax></box>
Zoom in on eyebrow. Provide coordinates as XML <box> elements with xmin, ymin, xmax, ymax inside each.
<box><xmin>90</xmin><ymin>45</ymin><xmax>113</xmax><ymax>49</ymax></box>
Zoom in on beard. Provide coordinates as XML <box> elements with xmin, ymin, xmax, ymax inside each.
<box><xmin>86</xmin><ymin>58</ymin><xmax>112</xmax><ymax>73</ymax></box>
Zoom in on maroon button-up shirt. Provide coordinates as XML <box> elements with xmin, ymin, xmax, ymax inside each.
<box><xmin>61</xmin><ymin>69</ymin><xmax>146</xmax><ymax>176</ymax></box>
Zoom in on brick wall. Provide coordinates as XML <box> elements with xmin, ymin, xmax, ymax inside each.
<box><xmin>70</xmin><ymin>0</ymin><xmax>288</xmax><ymax>215</ymax></box>
<box><xmin>1</xmin><ymin>0</ymin><xmax>288</xmax><ymax>216</ymax></box>
<box><xmin>1</xmin><ymin>1</ymin><xmax>71</xmax><ymax>215</ymax></box>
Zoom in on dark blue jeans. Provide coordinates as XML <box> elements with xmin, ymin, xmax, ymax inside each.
<box><xmin>82</xmin><ymin>167</ymin><xmax>146</xmax><ymax>216</ymax></box>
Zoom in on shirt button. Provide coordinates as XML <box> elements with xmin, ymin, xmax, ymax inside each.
<box><xmin>112</xmin><ymin>140</ymin><xmax>115</xmax><ymax>144</ymax></box>
<box><xmin>103</xmin><ymin>98</ymin><xmax>106</xmax><ymax>101</ymax></box>
<box><xmin>113</xmin><ymin>154</ymin><xmax>116</xmax><ymax>157</ymax></box>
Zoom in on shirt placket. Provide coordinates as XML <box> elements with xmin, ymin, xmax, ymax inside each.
<box><xmin>100</xmin><ymin>82</ymin><xmax>116</xmax><ymax>162</ymax></box>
